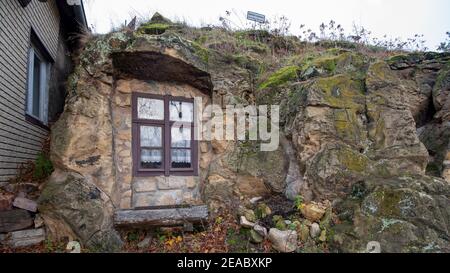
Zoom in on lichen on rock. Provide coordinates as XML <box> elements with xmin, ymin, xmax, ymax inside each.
<box><xmin>39</xmin><ymin>12</ymin><xmax>450</xmax><ymax>252</ymax></box>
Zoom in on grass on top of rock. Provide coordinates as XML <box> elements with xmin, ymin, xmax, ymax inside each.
<box><xmin>138</xmin><ymin>23</ymin><xmax>171</xmax><ymax>35</ymax></box>
<box><xmin>258</xmin><ymin>66</ymin><xmax>300</xmax><ymax>90</ymax></box>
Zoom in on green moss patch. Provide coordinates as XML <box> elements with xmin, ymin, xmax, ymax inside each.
<box><xmin>190</xmin><ymin>41</ymin><xmax>210</xmax><ymax>63</ymax></box>
<box><xmin>258</xmin><ymin>66</ymin><xmax>299</xmax><ymax>90</ymax></box>
<box><xmin>337</xmin><ymin>147</ymin><xmax>369</xmax><ymax>172</ymax></box>
<box><xmin>138</xmin><ymin>23</ymin><xmax>171</xmax><ymax>35</ymax></box>
<box><xmin>314</xmin><ymin>74</ymin><xmax>366</xmax><ymax>110</ymax></box>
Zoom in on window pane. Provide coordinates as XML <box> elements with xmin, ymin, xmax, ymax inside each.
<box><xmin>170</xmin><ymin>100</ymin><xmax>193</xmax><ymax>122</ymax></box>
<box><xmin>140</xmin><ymin>126</ymin><xmax>162</xmax><ymax>147</ymax></box>
<box><xmin>171</xmin><ymin>126</ymin><xmax>191</xmax><ymax>148</ymax></box>
<box><xmin>32</xmin><ymin>54</ymin><xmax>41</xmax><ymax>117</ymax></box>
<box><xmin>141</xmin><ymin>149</ymin><xmax>162</xmax><ymax>169</ymax></box>
<box><xmin>171</xmin><ymin>149</ymin><xmax>191</xmax><ymax>168</ymax></box>
<box><xmin>138</xmin><ymin>97</ymin><xmax>164</xmax><ymax>120</ymax></box>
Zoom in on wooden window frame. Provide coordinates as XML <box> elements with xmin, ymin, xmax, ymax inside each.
<box><xmin>132</xmin><ymin>92</ymin><xmax>198</xmax><ymax>177</ymax></box>
<box><xmin>25</xmin><ymin>30</ymin><xmax>52</xmax><ymax>127</ymax></box>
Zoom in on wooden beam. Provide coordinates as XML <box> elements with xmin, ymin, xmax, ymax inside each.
<box><xmin>0</xmin><ymin>209</ymin><xmax>33</xmax><ymax>233</ymax></box>
<box><xmin>1</xmin><ymin>228</ymin><xmax>45</xmax><ymax>248</ymax></box>
<box><xmin>114</xmin><ymin>205</ymin><xmax>209</xmax><ymax>228</ymax></box>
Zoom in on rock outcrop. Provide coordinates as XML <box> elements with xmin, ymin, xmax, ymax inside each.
<box><xmin>265</xmin><ymin>50</ymin><xmax>450</xmax><ymax>252</ymax></box>
<box><xmin>38</xmin><ymin>13</ymin><xmax>450</xmax><ymax>252</ymax></box>
<box><xmin>331</xmin><ymin>175</ymin><xmax>450</xmax><ymax>252</ymax></box>
<box><xmin>38</xmin><ymin>170</ymin><xmax>122</xmax><ymax>252</ymax></box>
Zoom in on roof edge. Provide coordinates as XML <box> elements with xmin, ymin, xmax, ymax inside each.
<box><xmin>56</xmin><ymin>0</ymin><xmax>89</xmax><ymax>33</ymax></box>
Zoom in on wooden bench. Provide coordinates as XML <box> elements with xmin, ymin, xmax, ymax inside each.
<box><xmin>114</xmin><ymin>205</ymin><xmax>209</xmax><ymax>229</ymax></box>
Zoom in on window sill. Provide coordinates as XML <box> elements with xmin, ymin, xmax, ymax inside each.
<box><xmin>25</xmin><ymin>114</ymin><xmax>49</xmax><ymax>131</ymax></box>
<box><xmin>134</xmin><ymin>171</ymin><xmax>198</xmax><ymax>177</ymax></box>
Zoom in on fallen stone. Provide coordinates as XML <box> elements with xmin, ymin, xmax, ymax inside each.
<box><xmin>0</xmin><ymin>209</ymin><xmax>33</xmax><ymax>233</ymax></box>
<box><xmin>310</xmin><ymin>223</ymin><xmax>321</xmax><ymax>239</ymax></box>
<box><xmin>250</xmin><ymin>229</ymin><xmax>264</xmax><ymax>243</ymax></box>
<box><xmin>319</xmin><ymin>229</ymin><xmax>327</xmax><ymax>242</ymax></box>
<box><xmin>250</xmin><ymin>197</ymin><xmax>262</xmax><ymax>204</ymax></box>
<box><xmin>268</xmin><ymin>228</ymin><xmax>298</xmax><ymax>253</ymax></box>
<box><xmin>0</xmin><ymin>192</ymin><xmax>14</xmax><ymax>211</ymax></box>
<box><xmin>34</xmin><ymin>214</ymin><xmax>44</xmax><ymax>228</ymax></box>
<box><xmin>365</xmin><ymin>241</ymin><xmax>381</xmax><ymax>253</ymax></box>
<box><xmin>39</xmin><ymin>171</ymin><xmax>124</xmax><ymax>252</ymax></box>
<box><xmin>253</xmin><ymin>224</ymin><xmax>268</xmax><ymax>238</ymax></box>
<box><xmin>13</xmin><ymin>197</ymin><xmax>38</xmax><ymax>212</ymax></box>
<box><xmin>66</xmin><ymin>241</ymin><xmax>81</xmax><ymax>253</ymax></box>
<box><xmin>2</xmin><ymin>228</ymin><xmax>45</xmax><ymax>248</ymax></box>
<box><xmin>300</xmin><ymin>203</ymin><xmax>326</xmax><ymax>222</ymax></box>
<box><xmin>238</xmin><ymin>207</ymin><xmax>256</xmax><ymax>222</ymax></box>
<box><xmin>137</xmin><ymin>235</ymin><xmax>153</xmax><ymax>249</ymax></box>
<box><xmin>240</xmin><ymin>216</ymin><xmax>255</xmax><ymax>228</ymax></box>
<box><xmin>244</xmin><ymin>210</ymin><xmax>256</xmax><ymax>222</ymax></box>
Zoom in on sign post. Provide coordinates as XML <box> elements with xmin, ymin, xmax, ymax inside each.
<box><xmin>246</xmin><ymin>11</ymin><xmax>266</xmax><ymax>24</ymax></box>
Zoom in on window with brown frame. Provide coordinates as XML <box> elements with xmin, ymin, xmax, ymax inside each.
<box><xmin>132</xmin><ymin>93</ymin><xmax>198</xmax><ymax>176</ymax></box>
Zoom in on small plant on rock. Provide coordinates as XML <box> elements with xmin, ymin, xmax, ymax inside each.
<box><xmin>33</xmin><ymin>152</ymin><xmax>54</xmax><ymax>180</ymax></box>
<box><xmin>294</xmin><ymin>195</ymin><xmax>304</xmax><ymax>210</ymax></box>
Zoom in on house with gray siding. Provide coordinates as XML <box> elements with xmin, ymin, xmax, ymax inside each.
<box><xmin>0</xmin><ymin>0</ymin><xmax>88</xmax><ymax>184</ymax></box>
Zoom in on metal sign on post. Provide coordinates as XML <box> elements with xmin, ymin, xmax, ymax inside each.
<box><xmin>247</xmin><ymin>11</ymin><xmax>266</xmax><ymax>24</ymax></box>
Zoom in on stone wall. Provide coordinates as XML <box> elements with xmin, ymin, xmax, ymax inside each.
<box><xmin>112</xmin><ymin>79</ymin><xmax>212</xmax><ymax>209</ymax></box>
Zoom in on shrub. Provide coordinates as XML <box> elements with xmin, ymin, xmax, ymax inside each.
<box><xmin>33</xmin><ymin>152</ymin><xmax>54</xmax><ymax>180</ymax></box>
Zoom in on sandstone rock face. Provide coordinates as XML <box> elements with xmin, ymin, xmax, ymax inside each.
<box><xmin>41</xmin><ymin>30</ymin><xmax>219</xmax><ymax>248</ymax></box>
<box><xmin>38</xmin><ymin>170</ymin><xmax>123</xmax><ymax>252</ymax></box>
<box><xmin>272</xmin><ymin>51</ymin><xmax>450</xmax><ymax>252</ymax></box>
<box><xmin>203</xmin><ymin>138</ymin><xmax>290</xmax><ymax>207</ymax></box>
<box><xmin>283</xmin><ymin>52</ymin><xmax>450</xmax><ymax>203</ymax></box>
<box><xmin>41</xmin><ymin>23</ymin><xmax>291</xmax><ymax>247</ymax></box>
<box><xmin>41</xmin><ymin>16</ymin><xmax>450</xmax><ymax>252</ymax></box>
<box><xmin>331</xmin><ymin>175</ymin><xmax>450</xmax><ymax>253</ymax></box>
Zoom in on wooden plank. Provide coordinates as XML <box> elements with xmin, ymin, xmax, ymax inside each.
<box><xmin>0</xmin><ymin>209</ymin><xmax>33</xmax><ymax>233</ymax></box>
<box><xmin>0</xmin><ymin>135</ymin><xmax>44</xmax><ymax>151</ymax></box>
<box><xmin>0</xmin><ymin>169</ymin><xmax>20</xmax><ymax>176</ymax></box>
<box><xmin>0</xmin><ymin>113</ymin><xmax>49</xmax><ymax>139</ymax></box>
<box><xmin>0</xmin><ymin>176</ymin><xmax>14</xmax><ymax>183</ymax></box>
<box><xmin>114</xmin><ymin>205</ymin><xmax>209</xmax><ymax>227</ymax></box>
<box><xmin>13</xmin><ymin>197</ymin><xmax>38</xmax><ymax>212</ymax></box>
<box><xmin>1</xmin><ymin>228</ymin><xmax>45</xmax><ymax>248</ymax></box>
<box><xmin>0</xmin><ymin>129</ymin><xmax>46</xmax><ymax>148</ymax></box>
<box><xmin>0</xmin><ymin>143</ymin><xmax>42</xmax><ymax>156</ymax></box>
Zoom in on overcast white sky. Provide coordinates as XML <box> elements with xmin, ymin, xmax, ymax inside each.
<box><xmin>84</xmin><ymin>0</ymin><xmax>450</xmax><ymax>50</ymax></box>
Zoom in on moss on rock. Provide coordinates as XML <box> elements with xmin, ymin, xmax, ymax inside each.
<box><xmin>313</xmin><ymin>74</ymin><xmax>366</xmax><ymax>110</ymax></box>
<box><xmin>190</xmin><ymin>41</ymin><xmax>210</xmax><ymax>63</ymax></box>
<box><xmin>138</xmin><ymin>23</ymin><xmax>171</xmax><ymax>35</ymax></box>
<box><xmin>336</xmin><ymin>143</ymin><xmax>369</xmax><ymax>172</ymax></box>
<box><xmin>258</xmin><ymin>66</ymin><xmax>299</xmax><ymax>90</ymax></box>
